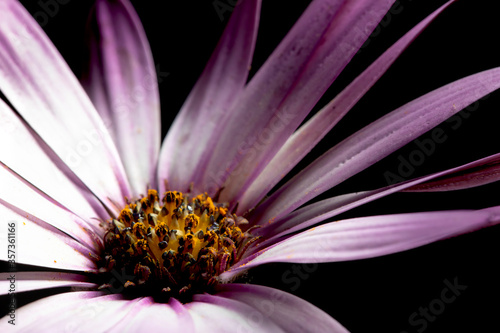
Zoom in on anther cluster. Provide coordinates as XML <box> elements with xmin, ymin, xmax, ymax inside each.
<box><xmin>99</xmin><ymin>190</ymin><xmax>257</xmax><ymax>299</ymax></box>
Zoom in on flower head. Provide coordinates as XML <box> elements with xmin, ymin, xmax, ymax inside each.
<box><xmin>1</xmin><ymin>0</ymin><xmax>500</xmax><ymax>331</ymax></box>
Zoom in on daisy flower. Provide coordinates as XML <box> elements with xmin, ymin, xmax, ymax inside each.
<box><xmin>1</xmin><ymin>0</ymin><xmax>500</xmax><ymax>331</ymax></box>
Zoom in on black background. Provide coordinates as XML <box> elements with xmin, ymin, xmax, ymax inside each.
<box><xmin>12</xmin><ymin>0</ymin><xmax>500</xmax><ymax>332</ymax></box>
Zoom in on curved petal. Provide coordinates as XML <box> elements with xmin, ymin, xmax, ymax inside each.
<box><xmin>223</xmin><ymin>208</ymin><xmax>500</xmax><ymax>279</ymax></box>
<box><xmin>1</xmin><ymin>292</ymin><xmax>135</xmax><ymax>332</ymax></box>
<box><xmin>254</xmin><ymin>152</ymin><xmax>500</xmax><ymax>244</ymax></box>
<box><xmin>0</xmin><ymin>200</ymin><xmax>97</xmax><ymax>272</ymax></box>
<box><xmin>0</xmin><ymin>0</ymin><xmax>131</xmax><ymax>211</ymax></box>
<box><xmin>0</xmin><ymin>272</ymin><xmax>95</xmax><ymax>296</ymax></box>
<box><xmin>158</xmin><ymin>0</ymin><xmax>261</xmax><ymax>194</ymax></box>
<box><xmin>111</xmin><ymin>297</ymin><xmax>191</xmax><ymax>332</ymax></box>
<box><xmin>481</xmin><ymin>205</ymin><xmax>500</xmax><ymax>220</ymax></box>
<box><xmin>83</xmin><ymin>0</ymin><xmax>161</xmax><ymax>196</ymax></box>
<box><xmin>0</xmin><ymin>291</ymin><xmax>107</xmax><ymax>331</ymax></box>
<box><xmin>252</xmin><ymin>67</ymin><xmax>500</xmax><ymax>225</ymax></box>
<box><xmin>188</xmin><ymin>293</ymin><xmax>284</xmax><ymax>332</ymax></box>
<box><xmin>168</xmin><ymin>298</ymin><xmax>195</xmax><ymax>331</ymax></box>
<box><xmin>238</xmin><ymin>0</ymin><xmax>455</xmax><ymax>212</ymax></box>
<box><xmin>0</xmin><ymin>97</ymin><xmax>108</xmax><ymax>224</ymax></box>
<box><xmin>403</xmin><ymin>154</ymin><xmax>500</xmax><ymax>192</ymax></box>
<box><xmin>204</xmin><ymin>0</ymin><xmax>396</xmax><ymax>203</ymax></box>
<box><xmin>215</xmin><ymin>284</ymin><xmax>349</xmax><ymax>333</ymax></box>
<box><xmin>47</xmin><ymin>296</ymin><xmax>134</xmax><ymax>333</ymax></box>
<box><xmin>0</xmin><ymin>163</ymin><xmax>103</xmax><ymax>250</ymax></box>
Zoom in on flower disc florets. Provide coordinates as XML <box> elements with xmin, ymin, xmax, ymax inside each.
<box><xmin>99</xmin><ymin>190</ymin><xmax>255</xmax><ymax>301</ymax></box>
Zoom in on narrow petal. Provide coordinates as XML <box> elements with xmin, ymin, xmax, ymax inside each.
<box><xmin>0</xmin><ymin>0</ymin><xmax>131</xmax><ymax>211</ymax></box>
<box><xmin>0</xmin><ymin>200</ymin><xmax>97</xmax><ymax>272</ymax></box>
<box><xmin>204</xmin><ymin>0</ymin><xmax>396</xmax><ymax>203</ymax></box>
<box><xmin>158</xmin><ymin>0</ymin><xmax>261</xmax><ymax>194</ymax></box>
<box><xmin>0</xmin><ymin>291</ymin><xmax>106</xmax><ymax>331</ymax></box>
<box><xmin>0</xmin><ymin>272</ymin><xmax>95</xmax><ymax>296</ymax></box>
<box><xmin>215</xmin><ymin>284</ymin><xmax>349</xmax><ymax>333</ymax></box>
<box><xmin>481</xmin><ymin>205</ymin><xmax>500</xmax><ymax>221</ymax></box>
<box><xmin>403</xmin><ymin>153</ymin><xmax>500</xmax><ymax>192</ymax></box>
<box><xmin>0</xmin><ymin>163</ymin><xmax>103</xmax><ymax>250</ymax></box>
<box><xmin>255</xmin><ymin>152</ymin><xmax>500</xmax><ymax>243</ymax></box>
<box><xmin>238</xmin><ymin>1</ymin><xmax>454</xmax><ymax>212</ymax></box>
<box><xmin>84</xmin><ymin>0</ymin><xmax>161</xmax><ymax>196</ymax></box>
<box><xmin>224</xmin><ymin>209</ymin><xmax>500</xmax><ymax>279</ymax></box>
<box><xmin>252</xmin><ymin>67</ymin><xmax>500</xmax><ymax>225</ymax></box>
<box><xmin>0</xmin><ymin>98</ymin><xmax>108</xmax><ymax>224</ymax></box>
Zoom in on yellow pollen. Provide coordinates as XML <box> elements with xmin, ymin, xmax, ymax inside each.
<box><xmin>100</xmin><ymin>189</ymin><xmax>258</xmax><ymax>299</ymax></box>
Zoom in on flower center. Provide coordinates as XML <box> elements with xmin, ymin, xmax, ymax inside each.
<box><xmin>99</xmin><ymin>190</ymin><xmax>255</xmax><ymax>301</ymax></box>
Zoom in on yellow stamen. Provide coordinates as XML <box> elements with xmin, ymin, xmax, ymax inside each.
<box><xmin>100</xmin><ymin>189</ymin><xmax>258</xmax><ymax>299</ymax></box>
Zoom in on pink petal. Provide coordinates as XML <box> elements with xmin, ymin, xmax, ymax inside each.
<box><xmin>0</xmin><ymin>0</ymin><xmax>131</xmax><ymax>211</ymax></box>
<box><xmin>204</xmin><ymin>0</ymin><xmax>396</xmax><ymax>204</ymax></box>
<box><xmin>238</xmin><ymin>1</ymin><xmax>455</xmax><ymax>212</ymax></box>
<box><xmin>83</xmin><ymin>0</ymin><xmax>161</xmax><ymax>197</ymax></box>
<box><xmin>168</xmin><ymin>297</ymin><xmax>195</xmax><ymax>327</ymax></box>
<box><xmin>158</xmin><ymin>0</ymin><xmax>261</xmax><ymax>194</ymax></box>
<box><xmin>254</xmin><ymin>152</ymin><xmax>500</xmax><ymax>243</ymax></box>
<box><xmin>224</xmin><ymin>209</ymin><xmax>500</xmax><ymax>279</ymax></box>
<box><xmin>252</xmin><ymin>67</ymin><xmax>500</xmax><ymax>225</ymax></box>
<box><xmin>481</xmin><ymin>205</ymin><xmax>500</xmax><ymax>221</ymax></box>
<box><xmin>0</xmin><ymin>163</ymin><xmax>103</xmax><ymax>250</ymax></box>
<box><xmin>403</xmin><ymin>153</ymin><xmax>500</xmax><ymax>192</ymax></box>
<box><xmin>215</xmin><ymin>283</ymin><xmax>349</xmax><ymax>333</ymax></box>
<box><xmin>0</xmin><ymin>291</ymin><xmax>105</xmax><ymax>330</ymax></box>
<box><xmin>0</xmin><ymin>201</ymin><xmax>97</xmax><ymax>272</ymax></box>
<box><xmin>0</xmin><ymin>292</ymin><xmax>133</xmax><ymax>332</ymax></box>
<box><xmin>188</xmin><ymin>294</ymin><xmax>283</xmax><ymax>332</ymax></box>
<box><xmin>52</xmin><ymin>296</ymin><xmax>133</xmax><ymax>332</ymax></box>
<box><xmin>0</xmin><ymin>272</ymin><xmax>95</xmax><ymax>295</ymax></box>
<box><xmin>111</xmin><ymin>297</ymin><xmax>191</xmax><ymax>332</ymax></box>
<box><xmin>0</xmin><ymin>98</ymin><xmax>109</xmax><ymax>224</ymax></box>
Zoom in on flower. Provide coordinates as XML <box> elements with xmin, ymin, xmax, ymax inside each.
<box><xmin>1</xmin><ymin>0</ymin><xmax>500</xmax><ymax>331</ymax></box>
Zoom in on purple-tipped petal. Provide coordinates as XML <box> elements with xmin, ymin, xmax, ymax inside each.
<box><xmin>0</xmin><ymin>164</ymin><xmax>103</xmax><ymax>250</ymax></box>
<box><xmin>238</xmin><ymin>1</ymin><xmax>454</xmax><ymax>212</ymax></box>
<box><xmin>481</xmin><ymin>205</ymin><xmax>500</xmax><ymax>221</ymax></box>
<box><xmin>403</xmin><ymin>153</ymin><xmax>500</xmax><ymax>192</ymax></box>
<box><xmin>0</xmin><ymin>201</ymin><xmax>97</xmax><ymax>272</ymax></box>
<box><xmin>0</xmin><ymin>272</ymin><xmax>95</xmax><ymax>296</ymax></box>
<box><xmin>254</xmin><ymin>152</ymin><xmax>500</xmax><ymax>244</ymax></box>
<box><xmin>158</xmin><ymin>0</ymin><xmax>261</xmax><ymax>194</ymax></box>
<box><xmin>0</xmin><ymin>98</ymin><xmax>108</xmax><ymax>224</ymax></box>
<box><xmin>0</xmin><ymin>0</ymin><xmax>131</xmax><ymax>211</ymax></box>
<box><xmin>84</xmin><ymin>0</ymin><xmax>161</xmax><ymax>196</ymax></box>
<box><xmin>225</xmin><ymin>208</ymin><xmax>500</xmax><ymax>278</ymax></box>
<box><xmin>204</xmin><ymin>0</ymin><xmax>396</xmax><ymax>204</ymax></box>
<box><xmin>214</xmin><ymin>284</ymin><xmax>349</xmax><ymax>333</ymax></box>
<box><xmin>252</xmin><ymin>67</ymin><xmax>500</xmax><ymax>225</ymax></box>
<box><xmin>0</xmin><ymin>291</ymin><xmax>107</xmax><ymax>331</ymax></box>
